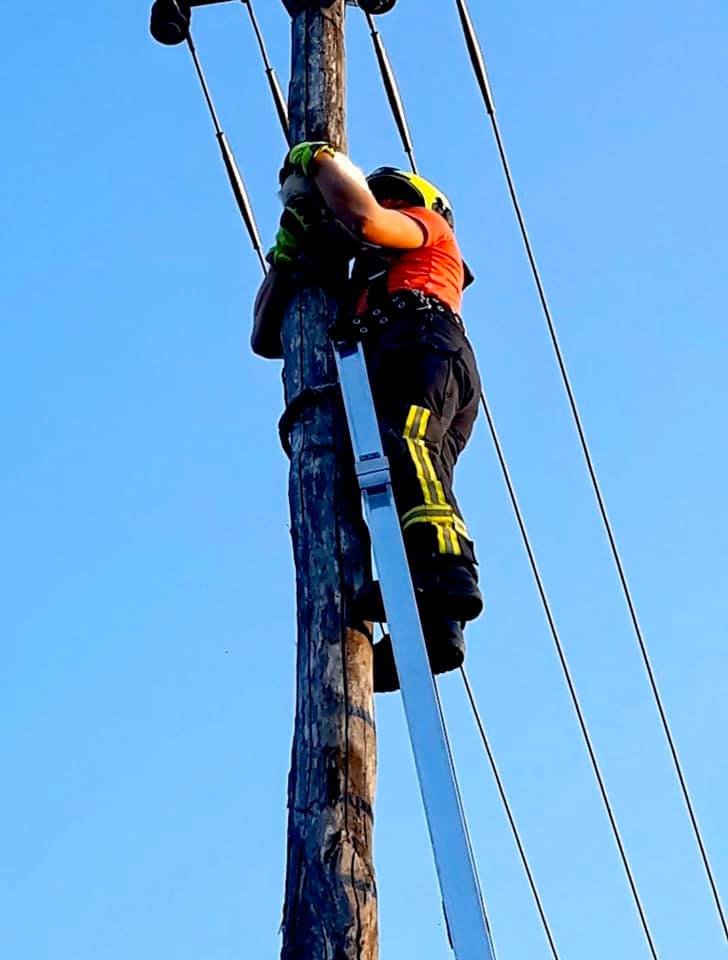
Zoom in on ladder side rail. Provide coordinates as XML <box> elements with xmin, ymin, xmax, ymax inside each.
<box><xmin>333</xmin><ymin>338</ymin><xmax>495</xmax><ymax>960</ymax></box>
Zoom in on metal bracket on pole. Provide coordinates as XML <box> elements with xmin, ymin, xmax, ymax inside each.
<box><xmin>283</xmin><ymin>1</ymin><xmax>397</xmax><ymax>14</ymax></box>
<box><xmin>333</xmin><ymin>336</ymin><xmax>496</xmax><ymax>960</ymax></box>
<box><xmin>282</xmin><ymin>0</ymin><xmax>336</xmax><ymax>14</ymax></box>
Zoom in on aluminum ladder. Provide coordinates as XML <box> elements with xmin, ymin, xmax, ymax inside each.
<box><xmin>333</xmin><ymin>335</ymin><xmax>496</xmax><ymax>960</ymax></box>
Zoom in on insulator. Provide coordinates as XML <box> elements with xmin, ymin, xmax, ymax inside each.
<box><xmin>150</xmin><ymin>0</ymin><xmax>191</xmax><ymax>46</ymax></box>
<box><xmin>357</xmin><ymin>0</ymin><xmax>397</xmax><ymax>13</ymax></box>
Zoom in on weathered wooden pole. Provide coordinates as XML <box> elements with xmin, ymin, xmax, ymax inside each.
<box><xmin>279</xmin><ymin>2</ymin><xmax>379</xmax><ymax>958</ymax></box>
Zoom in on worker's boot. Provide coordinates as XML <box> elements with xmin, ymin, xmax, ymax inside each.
<box><xmin>353</xmin><ymin>559</ymin><xmax>483</xmax><ymax>625</ymax></box>
<box><xmin>352</xmin><ymin>580</ymin><xmax>386</xmax><ymax>625</ymax></box>
<box><xmin>413</xmin><ymin>556</ymin><xmax>483</xmax><ymax>623</ymax></box>
<box><xmin>373</xmin><ymin>619</ymin><xmax>466</xmax><ymax>693</ymax></box>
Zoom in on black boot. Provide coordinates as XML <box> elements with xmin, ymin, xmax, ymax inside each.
<box><xmin>352</xmin><ymin>580</ymin><xmax>386</xmax><ymax>625</ymax></box>
<box><xmin>373</xmin><ymin>619</ymin><xmax>466</xmax><ymax>693</ymax></box>
<box><xmin>414</xmin><ymin>556</ymin><xmax>483</xmax><ymax>623</ymax></box>
<box><xmin>353</xmin><ymin>560</ymin><xmax>483</xmax><ymax>627</ymax></box>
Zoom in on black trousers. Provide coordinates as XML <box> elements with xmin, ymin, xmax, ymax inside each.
<box><xmin>363</xmin><ymin>294</ymin><xmax>481</xmax><ymax>568</ymax></box>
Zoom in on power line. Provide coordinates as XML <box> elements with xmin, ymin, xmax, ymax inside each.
<box><xmin>239</xmin><ymin>0</ymin><xmax>290</xmax><ymax>141</ymax></box>
<box><xmin>476</xmin><ymin>386</ymin><xmax>660</xmax><ymax>959</ymax></box>
<box><xmin>185</xmin><ymin>33</ymin><xmax>267</xmax><ymax>271</ymax></box>
<box><xmin>452</xmin><ymin>0</ymin><xmax>727</xmax><ymax>942</ymax></box>
<box><xmin>434</xmin><ymin>682</ymin><xmax>499</xmax><ymax>960</ymax></box>
<box><xmin>178</xmin><ymin>8</ymin><xmax>689</xmax><ymax>955</ymax></box>
<box><xmin>362</xmin><ymin>11</ymin><xmax>417</xmax><ymax>173</ymax></box>
<box><xmin>460</xmin><ymin>666</ymin><xmax>560</xmax><ymax>960</ymax></box>
<box><xmin>356</xmin><ymin>18</ymin><xmax>566</xmax><ymax>955</ymax></box>
<box><xmin>361</xmin><ymin>11</ymin><xmax>661</xmax><ymax>957</ymax></box>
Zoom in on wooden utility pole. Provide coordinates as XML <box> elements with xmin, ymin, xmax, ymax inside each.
<box><xmin>279</xmin><ymin>3</ymin><xmax>379</xmax><ymax>958</ymax></box>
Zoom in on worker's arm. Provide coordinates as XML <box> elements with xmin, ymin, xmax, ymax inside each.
<box><xmin>312</xmin><ymin>151</ymin><xmax>426</xmax><ymax>250</ymax></box>
<box><xmin>251</xmin><ymin>266</ymin><xmax>289</xmax><ymax>359</ymax></box>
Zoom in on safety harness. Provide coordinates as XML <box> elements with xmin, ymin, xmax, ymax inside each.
<box><xmin>332</xmin><ymin>246</ymin><xmax>473</xmax><ymax>342</ymax></box>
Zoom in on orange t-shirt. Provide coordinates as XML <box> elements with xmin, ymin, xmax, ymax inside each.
<box><xmin>384</xmin><ymin>207</ymin><xmax>464</xmax><ymax>313</ymax></box>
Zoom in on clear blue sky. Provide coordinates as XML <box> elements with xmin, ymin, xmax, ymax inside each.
<box><xmin>2</xmin><ymin>2</ymin><xmax>727</xmax><ymax>958</ymax></box>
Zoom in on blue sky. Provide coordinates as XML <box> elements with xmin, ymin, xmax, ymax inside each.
<box><xmin>1</xmin><ymin>1</ymin><xmax>727</xmax><ymax>958</ymax></box>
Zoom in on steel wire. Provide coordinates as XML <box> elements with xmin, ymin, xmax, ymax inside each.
<box><xmin>434</xmin><ymin>682</ymin><xmax>499</xmax><ymax>960</ymax></box>
<box><xmin>186</xmin><ymin>34</ymin><xmax>267</xmax><ymax>271</ymax></box>
<box><xmin>177</xmin><ymin>5</ymin><xmax>701</xmax><ymax>955</ymax></box>
<box><xmin>477</xmin><ymin>387</ymin><xmax>660</xmax><ymax>959</ymax></box>
<box><xmin>460</xmin><ymin>666</ymin><xmax>560</xmax><ymax>960</ymax></box>
<box><xmin>453</xmin><ymin>0</ymin><xmax>727</xmax><ymax>941</ymax></box>
<box><xmin>239</xmin><ymin>0</ymin><xmax>290</xmax><ymax>141</ymax></box>
<box><xmin>362</xmin><ymin>11</ymin><xmax>418</xmax><ymax>173</ymax></box>
<box><xmin>363</xmin><ymin>11</ymin><xmax>661</xmax><ymax>956</ymax></box>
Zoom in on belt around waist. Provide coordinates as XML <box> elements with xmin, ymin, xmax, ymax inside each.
<box><xmin>364</xmin><ymin>290</ymin><xmax>465</xmax><ymax>332</ymax></box>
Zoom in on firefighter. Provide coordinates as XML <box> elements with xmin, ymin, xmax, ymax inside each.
<box><xmin>252</xmin><ymin>142</ymin><xmax>483</xmax><ymax>691</ymax></box>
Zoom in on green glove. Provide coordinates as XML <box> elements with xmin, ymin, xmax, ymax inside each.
<box><xmin>266</xmin><ymin>204</ymin><xmax>313</xmax><ymax>268</ymax></box>
<box><xmin>266</xmin><ymin>226</ymin><xmax>298</xmax><ymax>269</ymax></box>
<box><xmin>285</xmin><ymin>141</ymin><xmax>336</xmax><ymax>178</ymax></box>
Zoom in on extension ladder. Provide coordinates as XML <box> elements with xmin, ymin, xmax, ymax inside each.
<box><xmin>332</xmin><ymin>335</ymin><xmax>497</xmax><ymax>960</ymax></box>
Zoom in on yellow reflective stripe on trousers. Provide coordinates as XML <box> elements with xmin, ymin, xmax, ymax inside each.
<box><xmin>402</xmin><ymin>404</ymin><xmax>462</xmax><ymax>556</ymax></box>
<box><xmin>401</xmin><ymin>505</ymin><xmax>471</xmax><ymax>540</ymax></box>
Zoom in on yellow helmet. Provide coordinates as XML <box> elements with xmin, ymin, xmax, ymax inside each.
<box><xmin>367</xmin><ymin>167</ymin><xmax>455</xmax><ymax>228</ymax></box>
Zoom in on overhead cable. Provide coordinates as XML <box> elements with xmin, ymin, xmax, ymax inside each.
<box><xmin>362</xmin><ymin>11</ymin><xmax>418</xmax><ymax>173</ymax></box>
<box><xmin>434</xmin><ymin>682</ymin><xmax>499</xmax><ymax>960</ymax></box>
<box><xmin>186</xmin><ymin>34</ymin><xmax>267</xmax><ymax>272</ymax></box>
<box><xmin>460</xmin><ymin>667</ymin><xmax>560</xmax><ymax>960</ymax></box>
<box><xmin>452</xmin><ymin>0</ymin><xmax>727</xmax><ymax>941</ymax></box>
<box><xmin>477</xmin><ymin>386</ymin><xmax>660</xmax><ymax>959</ymax></box>
<box><xmin>364</xmin><ymin>12</ymin><xmax>660</xmax><ymax>957</ymax></box>
<box><xmin>358</xmin><ymin>14</ymin><xmax>566</xmax><ymax>958</ymax></box>
<box><xmin>239</xmin><ymin>0</ymin><xmax>291</xmax><ymax>142</ymax></box>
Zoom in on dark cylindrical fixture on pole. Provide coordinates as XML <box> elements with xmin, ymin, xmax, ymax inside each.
<box><xmin>150</xmin><ymin>0</ymin><xmax>191</xmax><ymax>45</ymax></box>
<box><xmin>358</xmin><ymin>0</ymin><xmax>397</xmax><ymax>13</ymax></box>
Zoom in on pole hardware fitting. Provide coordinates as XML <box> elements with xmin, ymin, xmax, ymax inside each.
<box><xmin>149</xmin><ymin>0</ymin><xmax>235</xmax><ymax>46</ymax></box>
<box><xmin>349</xmin><ymin>0</ymin><xmax>397</xmax><ymax>13</ymax></box>
<box><xmin>150</xmin><ymin>0</ymin><xmax>191</xmax><ymax>45</ymax></box>
<box><xmin>282</xmin><ymin>0</ymin><xmax>397</xmax><ymax>15</ymax></box>
<box><xmin>282</xmin><ymin>0</ymin><xmax>337</xmax><ymax>14</ymax></box>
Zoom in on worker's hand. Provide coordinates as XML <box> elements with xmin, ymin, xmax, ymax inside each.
<box><xmin>266</xmin><ymin>208</ymin><xmax>306</xmax><ymax>268</ymax></box>
<box><xmin>283</xmin><ymin>141</ymin><xmax>336</xmax><ymax>180</ymax></box>
<box><xmin>265</xmin><ymin>227</ymin><xmax>298</xmax><ymax>269</ymax></box>
<box><xmin>265</xmin><ymin>203</ymin><xmax>317</xmax><ymax>268</ymax></box>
